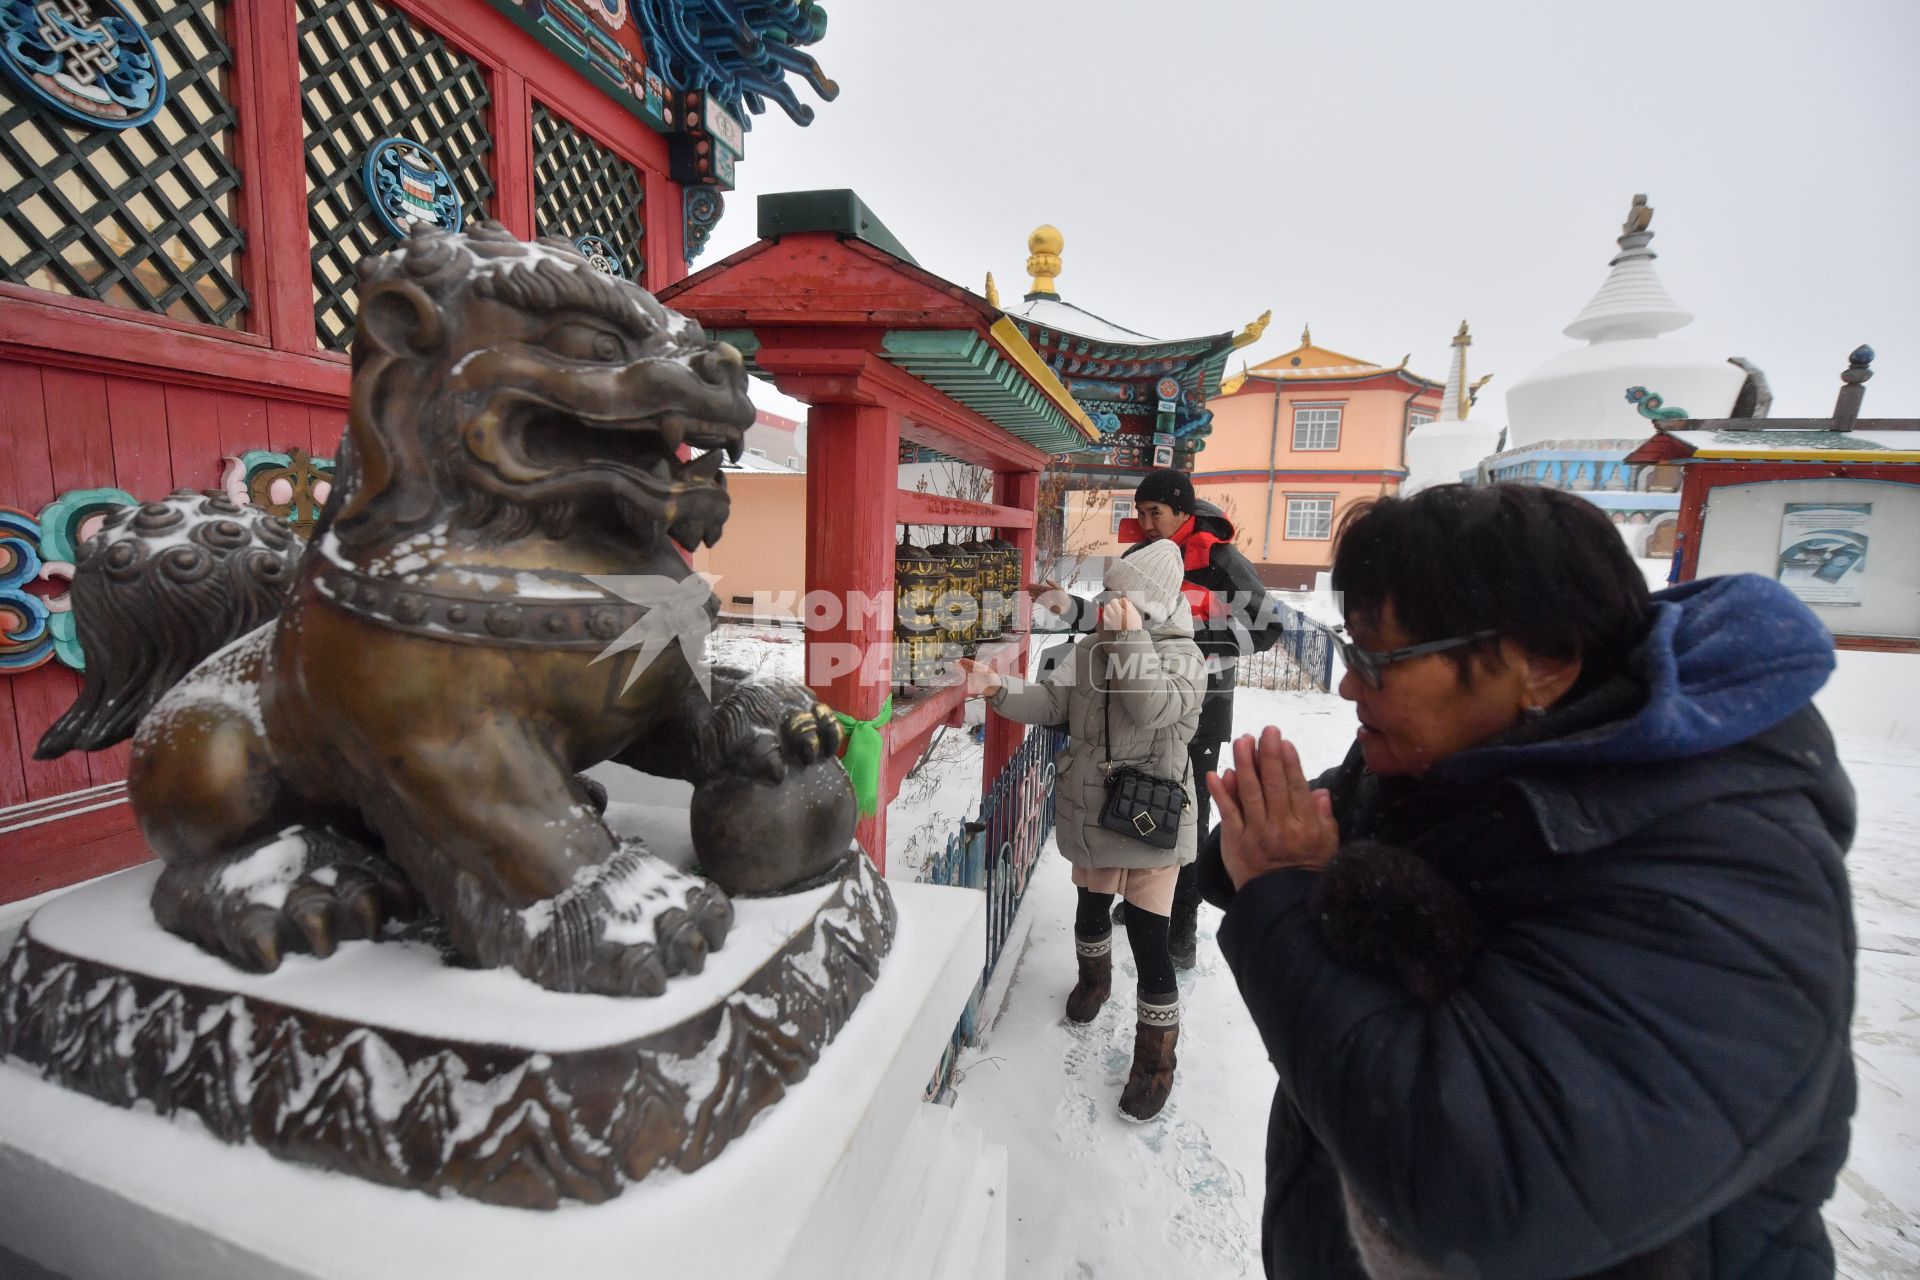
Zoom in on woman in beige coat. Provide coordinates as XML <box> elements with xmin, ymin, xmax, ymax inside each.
<box><xmin>956</xmin><ymin>538</ymin><xmax>1204</xmax><ymax>1119</ymax></box>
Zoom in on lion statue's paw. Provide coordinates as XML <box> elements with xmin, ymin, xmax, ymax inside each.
<box><xmin>709</xmin><ymin>677</ymin><xmax>846</xmax><ymax>784</ymax></box>
<box><xmin>151</xmin><ymin>827</ymin><xmax>425</xmax><ymax>972</ymax></box>
<box><xmin>459</xmin><ymin>842</ymin><xmax>734</xmax><ymax>997</ymax></box>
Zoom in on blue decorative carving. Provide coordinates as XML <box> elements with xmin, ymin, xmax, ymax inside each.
<box><xmin>361</xmin><ymin>137</ymin><xmax>464</xmax><ymax>240</ymax></box>
<box><xmin>1625</xmin><ymin>386</ymin><xmax>1689</xmax><ymax>421</ymax></box>
<box><xmin>684</xmin><ymin>186</ymin><xmax>724</xmax><ymax>264</ymax></box>
<box><xmin>0</xmin><ymin>0</ymin><xmax>166</xmax><ymax>130</ymax></box>
<box><xmin>574</xmin><ymin>233</ymin><xmax>627</xmax><ymax>278</ymax></box>
<box><xmin>1173</xmin><ymin>406</ymin><xmax>1213</xmax><ymax>439</ymax></box>
<box><xmin>629</xmin><ymin>0</ymin><xmax>838</xmax><ymax>128</ymax></box>
<box><xmin>36</xmin><ymin>486</ymin><xmax>135</xmax><ymax>669</ymax></box>
<box><xmin>0</xmin><ymin>508</ymin><xmax>52</xmax><ymax>673</ymax></box>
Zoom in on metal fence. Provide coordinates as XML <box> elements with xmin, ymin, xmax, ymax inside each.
<box><xmin>1236</xmin><ymin>606</ymin><xmax>1338</xmax><ymax>693</ymax></box>
<box><xmin>923</xmin><ymin>724</ymin><xmax>1065</xmax><ymax>1100</ymax></box>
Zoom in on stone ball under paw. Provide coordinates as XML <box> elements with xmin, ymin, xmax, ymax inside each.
<box><xmin>690</xmin><ymin>758</ymin><xmax>859</xmax><ymax>896</ymax></box>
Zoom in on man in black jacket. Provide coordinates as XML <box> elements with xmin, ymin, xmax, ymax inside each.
<box><xmin>1038</xmin><ymin>468</ymin><xmax>1288</xmax><ymax>967</ymax></box>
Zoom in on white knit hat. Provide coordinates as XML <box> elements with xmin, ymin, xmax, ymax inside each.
<box><xmin>1103</xmin><ymin>539</ymin><xmax>1188</xmax><ymax>628</ymax></box>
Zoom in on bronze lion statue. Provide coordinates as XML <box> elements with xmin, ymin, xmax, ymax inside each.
<box><xmin>39</xmin><ymin>223</ymin><xmax>858</xmax><ymax>997</ymax></box>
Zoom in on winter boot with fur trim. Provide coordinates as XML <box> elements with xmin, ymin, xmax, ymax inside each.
<box><xmin>1118</xmin><ymin>993</ymin><xmax>1179</xmax><ymax>1121</ymax></box>
<box><xmin>1065</xmin><ymin>932</ymin><xmax>1112</xmax><ymax>1024</ymax></box>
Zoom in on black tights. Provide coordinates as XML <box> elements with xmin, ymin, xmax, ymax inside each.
<box><xmin>1075</xmin><ymin>888</ymin><xmax>1176</xmax><ymax>997</ymax></box>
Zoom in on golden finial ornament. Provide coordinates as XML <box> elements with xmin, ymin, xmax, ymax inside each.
<box><xmin>1623</xmin><ymin>193</ymin><xmax>1653</xmax><ymax>236</ymax></box>
<box><xmin>1232</xmin><ymin>309</ymin><xmax>1272</xmax><ymax>350</ymax></box>
<box><xmin>1449</xmin><ymin>321</ymin><xmax>1475</xmax><ymax>419</ymax></box>
<box><xmin>984</xmin><ymin>271</ymin><xmax>1000</xmax><ymax>309</ymax></box>
<box><xmin>1300</xmin><ymin>323</ymin><xmax>1312</xmax><ymax>347</ymax></box>
<box><xmin>1025</xmin><ymin>225</ymin><xmax>1063</xmax><ymax>299</ymax></box>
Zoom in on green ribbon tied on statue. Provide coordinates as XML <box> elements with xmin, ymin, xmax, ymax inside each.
<box><xmin>832</xmin><ymin>695</ymin><xmax>892</xmax><ymax>818</ymax></box>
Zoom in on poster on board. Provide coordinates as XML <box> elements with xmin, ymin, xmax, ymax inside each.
<box><xmin>1776</xmin><ymin>503</ymin><xmax>1871</xmax><ymax>606</ymax></box>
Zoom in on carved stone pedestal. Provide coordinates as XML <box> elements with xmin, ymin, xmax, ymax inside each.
<box><xmin>0</xmin><ymin>866</ymin><xmax>999</xmax><ymax>1279</ymax></box>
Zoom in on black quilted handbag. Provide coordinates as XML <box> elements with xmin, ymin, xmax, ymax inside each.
<box><xmin>1096</xmin><ymin>691</ymin><xmax>1187</xmax><ymax>850</ymax></box>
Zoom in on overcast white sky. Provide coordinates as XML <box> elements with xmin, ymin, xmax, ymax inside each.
<box><xmin>706</xmin><ymin>0</ymin><xmax>1918</xmax><ymax>427</ymax></box>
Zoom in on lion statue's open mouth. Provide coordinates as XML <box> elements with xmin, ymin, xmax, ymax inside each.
<box><xmin>326</xmin><ymin>222</ymin><xmax>761</xmax><ymax>554</ymax></box>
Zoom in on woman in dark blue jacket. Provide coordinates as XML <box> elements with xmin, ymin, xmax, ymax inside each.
<box><xmin>1198</xmin><ymin>483</ymin><xmax>1856</xmax><ymax>1279</ymax></box>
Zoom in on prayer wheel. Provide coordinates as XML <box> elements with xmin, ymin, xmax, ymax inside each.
<box><xmin>894</xmin><ymin>534</ymin><xmax>944</xmax><ymax>689</ymax></box>
<box><xmin>960</xmin><ymin>530</ymin><xmax>999</xmax><ymax>641</ymax></box>
<box><xmin>929</xmin><ymin>531</ymin><xmax>979</xmax><ymax>659</ymax></box>
<box><xmin>984</xmin><ymin>534</ymin><xmax>1019</xmax><ymax>638</ymax></box>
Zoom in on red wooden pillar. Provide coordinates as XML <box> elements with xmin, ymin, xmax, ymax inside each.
<box><xmin>982</xmin><ymin>468</ymin><xmax>1040</xmax><ymax>786</ymax></box>
<box><xmin>234</xmin><ymin>0</ymin><xmax>319</xmax><ymax>355</ymax></box>
<box><xmin>1676</xmin><ymin>465</ymin><xmax>1713</xmax><ymax>582</ymax></box>
<box><xmin>803</xmin><ymin>400</ymin><xmax>900</xmax><ymax>866</ymax></box>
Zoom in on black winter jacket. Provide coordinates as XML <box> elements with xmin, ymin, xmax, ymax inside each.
<box><xmin>1198</xmin><ymin>574</ymin><xmax>1857</xmax><ymax>1279</ymax></box>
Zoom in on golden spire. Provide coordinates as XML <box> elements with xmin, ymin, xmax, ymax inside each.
<box><xmin>984</xmin><ymin>271</ymin><xmax>1000</xmax><ymax>309</ymax></box>
<box><xmin>1300</xmin><ymin>323</ymin><xmax>1312</xmax><ymax>347</ymax></box>
<box><xmin>1448</xmin><ymin>321</ymin><xmax>1473</xmax><ymax>420</ymax></box>
<box><xmin>1232</xmin><ymin>309</ymin><xmax>1272</xmax><ymax>350</ymax></box>
<box><xmin>1025</xmin><ymin>225</ymin><xmax>1063</xmax><ymax>299</ymax></box>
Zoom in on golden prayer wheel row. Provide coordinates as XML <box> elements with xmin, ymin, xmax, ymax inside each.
<box><xmin>892</xmin><ymin>531</ymin><xmax>1022</xmax><ymax>690</ymax></box>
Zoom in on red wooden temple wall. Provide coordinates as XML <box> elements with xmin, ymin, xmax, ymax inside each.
<box><xmin>0</xmin><ymin>0</ymin><xmax>696</xmax><ymax>902</ymax></box>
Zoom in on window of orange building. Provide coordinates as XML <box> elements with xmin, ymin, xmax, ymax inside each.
<box><xmin>1292</xmin><ymin>405</ymin><xmax>1343</xmax><ymax>451</ymax></box>
<box><xmin>1284</xmin><ymin>495</ymin><xmax>1335</xmax><ymax>540</ymax></box>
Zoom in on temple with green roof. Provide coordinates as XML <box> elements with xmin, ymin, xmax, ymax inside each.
<box><xmin>992</xmin><ymin>226</ymin><xmax>1268</xmax><ymax>488</ymax></box>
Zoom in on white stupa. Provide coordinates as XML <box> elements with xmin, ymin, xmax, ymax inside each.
<box><xmin>1403</xmin><ymin>320</ymin><xmax>1504</xmax><ymax>493</ymax></box>
<box><xmin>1504</xmin><ymin>194</ymin><xmax>1745</xmax><ymax>447</ymax></box>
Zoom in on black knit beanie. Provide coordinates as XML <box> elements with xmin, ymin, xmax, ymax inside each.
<box><xmin>1134</xmin><ymin>468</ymin><xmax>1195</xmax><ymax>515</ymax></box>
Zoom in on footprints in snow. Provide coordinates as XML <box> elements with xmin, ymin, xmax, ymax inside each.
<box><xmin>1047</xmin><ymin>920</ymin><xmax>1258</xmax><ymax>1274</ymax></box>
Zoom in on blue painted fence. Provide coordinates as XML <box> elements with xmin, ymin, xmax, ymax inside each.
<box><xmin>923</xmin><ymin>724</ymin><xmax>1065</xmax><ymax>1101</ymax></box>
<box><xmin>1237</xmin><ymin>605</ymin><xmax>1336</xmax><ymax>693</ymax></box>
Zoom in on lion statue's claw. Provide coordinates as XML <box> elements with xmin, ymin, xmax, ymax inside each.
<box><xmin>463</xmin><ymin>842</ymin><xmax>734</xmax><ymax>997</ymax></box>
<box><xmin>152</xmin><ymin>828</ymin><xmax>423</xmax><ymax>974</ymax></box>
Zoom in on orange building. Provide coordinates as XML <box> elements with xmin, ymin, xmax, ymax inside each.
<box><xmin>1067</xmin><ymin>328</ymin><xmax>1445</xmax><ymax>587</ymax></box>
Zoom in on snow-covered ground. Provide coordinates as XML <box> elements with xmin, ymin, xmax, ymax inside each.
<box><xmin>952</xmin><ymin>684</ymin><xmax>1920</xmax><ymax>1280</ymax></box>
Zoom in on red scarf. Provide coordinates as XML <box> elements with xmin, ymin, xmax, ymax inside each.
<box><xmin>1117</xmin><ymin>515</ymin><xmax>1223</xmax><ymax>621</ymax></box>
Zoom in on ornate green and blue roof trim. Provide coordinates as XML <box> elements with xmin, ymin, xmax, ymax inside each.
<box><xmin>711</xmin><ymin>327</ymin><xmax>1094</xmax><ymax>456</ymax></box>
<box><xmin>1007</xmin><ymin>314</ymin><xmax>1234</xmax><ymax>469</ymax></box>
<box><xmin>632</xmin><ymin>0</ymin><xmax>838</xmax><ymax>129</ymax></box>
<box><xmin>881</xmin><ymin>328</ymin><xmax>1094</xmax><ymax>455</ymax></box>
<box><xmin>481</xmin><ymin>1</ymin><xmax>836</xmax><ymax>194</ymax></box>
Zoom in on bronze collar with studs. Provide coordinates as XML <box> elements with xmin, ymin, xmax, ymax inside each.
<box><xmin>311</xmin><ymin>557</ymin><xmax>667</xmax><ymax>650</ymax></box>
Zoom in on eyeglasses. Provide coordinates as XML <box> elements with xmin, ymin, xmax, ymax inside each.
<box><xmin>1333</xmin><ymin>628</ymin><xmax>1500</xmax><ymax>689</ymax></box>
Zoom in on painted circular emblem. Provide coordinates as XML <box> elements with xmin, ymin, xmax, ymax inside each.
<box><xmin>573</xmin><ymin>234</ymin><xmax>625</xmax><ymax>278</ymax></box>
<box><xmin>361</xmin><ymin>137</ymin><xmax>464</xmax><ymax>239</ymax></box>
<box><xmin>587</xmin><ymin>0</ymin><xmax>628</xmax><ymax>29</ymax></box>
<box><xmin>1155</xmin><ymin>376</ymin><xmax>1181</xmax><ymax>401</ymax></box>
<box><xmin>0</xmin><ymin>0</ymin><xmax>168</xmax><ymax>129</ymax></box>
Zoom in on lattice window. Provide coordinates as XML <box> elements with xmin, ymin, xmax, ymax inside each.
<box><xmin>298</xmin><ymin>0</ymin><xmax>493</xmax><ymax>350</ymax></box>
<box><xmin>0</xmin><ymin>0</ymin><xmax>247</xmax><ymax>328</ymax></box>
<box><xmin>530</xmin><ymin>103</ymin><xmax>645</xmax><ymax>282</ymax></box>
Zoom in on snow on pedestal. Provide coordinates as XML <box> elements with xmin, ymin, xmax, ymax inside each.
<box><xmin>1504</xmin><ymin>195</ymin><xmax>1744</xmax><ymax>448</ymax></box>
<box><xmin>0</xmin><ymin>868</ymin><xmax>1005</xmax><ymax>1279</ymax></box>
